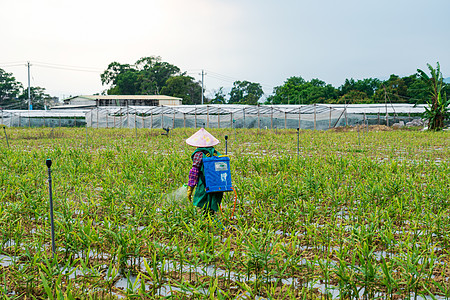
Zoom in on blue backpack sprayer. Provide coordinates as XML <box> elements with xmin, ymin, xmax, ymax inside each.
<box><xmin>203</xmin><ymin>135</ymin><xmax>238</xmax><ymax>219</ymax></box>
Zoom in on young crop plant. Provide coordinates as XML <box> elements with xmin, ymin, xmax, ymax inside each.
<box><xmin>0</xmin><ymin>127</ymin><xmax>448</xmax><ymax>298</ymax></box>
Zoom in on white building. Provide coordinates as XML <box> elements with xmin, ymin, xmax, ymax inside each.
<box><xmin>54</xmin><ymin>95</ymin><xmax>182</xmax><ymax>109</ymax></box>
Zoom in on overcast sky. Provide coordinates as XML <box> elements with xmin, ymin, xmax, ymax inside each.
<box><xmin>1</xmin><ymin>0</ymin><xmax>449</xmax><ymax>100</ymax></box>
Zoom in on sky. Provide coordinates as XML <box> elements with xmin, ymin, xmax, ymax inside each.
<box><xmin>1</xmin><ymin>0</ymin><xmax>449</xmax><ymax>101</ymax></box>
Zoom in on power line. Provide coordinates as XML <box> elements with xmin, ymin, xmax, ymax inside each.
<box><xmin>1</xmin><ymin>61</ymin><xmax>103</xmax><ymax>73</ymax></box>
<box><xmin>33</xmin><ymin>63</ymin><xmax>103</xmax><ymax>73</ymax></box>
<box><xmin>0</xmin><ymin>63</ymin><xmax>25</xmax><ymax>68</ymax></box>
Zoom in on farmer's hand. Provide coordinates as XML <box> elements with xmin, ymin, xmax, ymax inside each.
<box><xmin>187</xmin><ymin>186</ymin><xmax>194</xmax><ymax>201</ymax></box>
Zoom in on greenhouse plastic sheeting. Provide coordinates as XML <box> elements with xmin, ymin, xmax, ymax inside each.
<box><xmin>2</xmin><ymin>103</ymin><xmax>437</xmax><ymax>129</ymax></box>
<box><xmin>85</xmin><ymin>104</ymin><xmax>431</xmax><ymax>130</ymax></box>
<box><xmin>85</xmin><ymin>105</ymin><xmax>348</xmax><ymax>130</ymax></box>
<box><xmin>1</xmin><ymin>110</ymin><xmax>86</xmax><ymax>127</ymax></box>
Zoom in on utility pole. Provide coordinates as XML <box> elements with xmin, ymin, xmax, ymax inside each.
<box><xmin>27</xmin><ymin>61</ymin><xmax>32</xmax><ymax>110</ymax></box>
<box><xmin>200</xmin><ymin>70</ymin><xmax>206</xmax><ymax>105</ymax></box>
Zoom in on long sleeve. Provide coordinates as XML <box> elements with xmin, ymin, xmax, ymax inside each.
<box><xmin>188</xmin><ymin>152</ymin><xmax>203</xmax><ymax>187</ymax></box>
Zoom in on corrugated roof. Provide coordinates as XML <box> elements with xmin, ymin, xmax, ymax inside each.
<box><xmin>80</xmin><ymin>95</ymin><xmax>182</xmax><ymax>101</ymax></box>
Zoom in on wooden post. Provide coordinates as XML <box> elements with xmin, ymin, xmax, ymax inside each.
<box><xmin>345</xmin><ymin>107</ymin><xmax>348</xmax><ymax>126</ymax></box>
<box><xmin>271</xmin><ymin>107</ymin><xmax>273</xmax><ymax>129</ymax></box>
<box><xmin>183</xmin><ymin>113</ymin><xmax>186</xmax><ymax>128</ymax></box>
<box><xmin>298</xmin><ymin>106</ymin><xmax>301</xmax><ymax>130</ymax></box>
<box><xmin>127</xmin><ymin>107</ymin><xmax>130</xmax><ymax>128</ymax></box>
<box><xmin>195</xmin><ymin>106</ymin><xmax>197</xmax><ymax>128</ymax></box>
<box><xmin>230</xmin><ymin>112</ymin><xmax>233</xmax><ymax>128</ymax></box>
<box><xmin>207</xmin><ymin>105</ymin><xmax>209</xmax><ymax>128</ymax></box>
<box><xmin>284</xmin><ymin>111</ymin><xmax>287</xmax><ymax>129</ymax></box>
<box><xmin>363</xmin><ymin>112</ymin><xmax>366</xmax><ymax>133</ymax></box>
<box><xmin>313</xmin><ymin>104</ymin><xmax>317</xmax><ymax>130</ymax></box>
<box><xmin>173</xmin><ymin>110</ymin><xmax>175</xmax><ymax>129</ymax></box>
<box><xmin>97</xmin><ymin>108</ymin><xmax>99</xmax><ymax>129</ymax></box>
<box><xmin>329</xmin><ymin>106</ymin><xmax>332</xmax><ymax>129</ymax></box>
<box><xmin>218</xmin><ymin>108</ymin><xmax>221</xmax><ymax>128</ymax></box>
<box><xmin>258</xmin><ymin>105</ymin><xmax>260</xmax><ymax>129</ymax></box>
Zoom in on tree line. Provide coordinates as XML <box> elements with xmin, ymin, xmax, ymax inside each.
<box><xmin>100</xmin><ymin>56</ymin><xmax>450</xmax><ymax>106</ymax></box>
<box><xmin>1</xmin><ymin>56</ymin><xmax>449</xmax><ymax>108</ymax></box>
<box><xmin>0</xmin><ymin>68</ymin><xmax>56</xmax><ymax>110</ymax></box>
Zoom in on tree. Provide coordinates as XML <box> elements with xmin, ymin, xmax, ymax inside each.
<box><xmin>100</xmin><ymin>62</ymin><xmax>132</xmax><ymax>86</ymax></box>
<box><xmin>333</xmin><ymin>90</ymin><xmax>370</xmax><ymax>104</ymax></box>
<box><xmin>160</xmin><ymin>75</ymin><xmax>202</xmax><ymax>105</ymax></box>
<box><xmin>403</xmin><ymin>74</ymin><xmax>430</xmax><ymax>104</ymax></box>
<box><xmin>266</xmin><ymin>76</ymin><xmax>337</xmax><ymax>105</ymax></box>
<box><xmin>209</xmin><ymin>87</ymin><xmax>227</xmax><ymax>104</ymax></box>
<box><xmin>0</xmin><ymin>68</ymin><xmax>23</xmax><ymax>109</ymax></box>
<box><xmin>372</xmin><ymin>75</ymin><xmax>408</xmax><ymax>103</ymax></box>
<box><xmin>100</xmin><ymin>56</ymin><xmax>181</xmax><ymax>95</ymax></box>
<box><xmin>417</xmin><ymin>62</ymin><xmax>450</xmax><ymax>131</ymax></box>
<box><xmin>19</xmin><ymin>87</ymin><xmax>54</xmax><ymax>110</ymax></box>
<box><xmin>229</xmin><ymin>81</ymin><xmax>264</xmax><ymax>105</ymax></box>
<box><xmin>339</xmin><ymin>78</ymin><xmax>380</xmax><ymax>98</ymax></box>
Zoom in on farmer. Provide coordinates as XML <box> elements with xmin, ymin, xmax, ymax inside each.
<box><xmin>186</xmin><ymin>128</ymin><xmax>223</xmax><ymax>215</ymax></box>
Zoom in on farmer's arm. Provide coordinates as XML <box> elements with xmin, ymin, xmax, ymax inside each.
<box><xmin>187</xmin><ymin>152</ymin><xmax>203</xmax><ymax>200</ymax></box>
<box><xmin>188</xmin><ymin>152</ymin><xmax>203</xmax><ymax>187</ymax></box>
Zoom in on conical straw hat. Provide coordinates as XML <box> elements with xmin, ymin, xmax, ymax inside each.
<box><xmin>186</xmin><ymin>128</ymin><xmax>220</xmax><ymax>147</ymax></box>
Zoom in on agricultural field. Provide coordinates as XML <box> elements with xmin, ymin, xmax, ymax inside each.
<box><xmin>0</xmin><ymin>127</ymin><xmax>449</xmax><ymax>299</ymax></box>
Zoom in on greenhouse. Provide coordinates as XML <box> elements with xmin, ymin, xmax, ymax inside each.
<box><xmin>1</xmin><ymin>104</ymin><xmax>430</xmax><ymax>130</ymax></box>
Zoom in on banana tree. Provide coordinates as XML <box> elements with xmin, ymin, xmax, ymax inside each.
<box><xmin>417</xmin><ymin>62</ymin><xmax>450</xmax><ymax>131</ymax></box>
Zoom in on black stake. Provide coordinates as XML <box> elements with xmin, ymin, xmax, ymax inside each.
<box><xmin>297</xmin><ymin>128</ymin><xmax>299</xmax><ymax>157</ymax></box>
<box><xmin>46</xmin><ymin>159</ymin><xmax>56</xmax><ymax>258</ymax></box>
<box><xmin>3</xmin><ymin>126</ymin><xmax>9</xmax><ymax>148</ymax></box>
<box><xmin>225</xmin><ymin>135</ymin><xmax>228</xmax><ymax>155</ymax></box>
